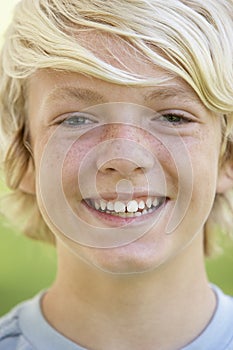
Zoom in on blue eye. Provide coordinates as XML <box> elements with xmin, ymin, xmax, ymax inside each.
<box><xmin>62</xmin><ymin>114</ymin><xmax>97</xmax><ymax>127</ymax></box>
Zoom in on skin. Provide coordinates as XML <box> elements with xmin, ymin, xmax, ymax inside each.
<box><xmin>24</xmin><ymin>34</ymin><xmax>225</xmax><ymax>349</ymax></box>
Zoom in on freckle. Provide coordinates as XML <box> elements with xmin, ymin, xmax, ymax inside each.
<box><xmin>100</xmin><ymin>124</ymin><xmax>120</xmax><ymax>141</ymax></box>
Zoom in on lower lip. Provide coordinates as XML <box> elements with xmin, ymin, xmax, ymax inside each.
<box><xmin>81</xmin><ymin>199</ymin><xmax>168</xmax><ymax>226</ymax></box>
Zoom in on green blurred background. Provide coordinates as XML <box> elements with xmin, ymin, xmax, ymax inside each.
<box><xmin>0</xmin><ymin>0</ymin><xmax>232</xmax><ymax>318</ymax></box>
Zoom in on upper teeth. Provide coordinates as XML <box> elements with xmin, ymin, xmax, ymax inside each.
<box><xmin>90</xmin><ymin>197</ymin><xmax>161</xmax><ymax>213</ymax></box>
<box><xmin>114</xmin><ymin>201</ymin><xmax>126</xmax><ymax>213</ymax></box>
<box><xmin>127</xmin><ymin>200</ymin><xmax>138</xmax><ymax>213</ymax></box>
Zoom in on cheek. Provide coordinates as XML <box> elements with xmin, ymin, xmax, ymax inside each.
<box><xmin>61</xmin><ymin>138</ymin><xmax>98</xmax><ymax>199</ymax></box>
<box><xmin>190</xmin><ymin>135</ymin><xmax>220</xmax><ymax>187</ymax></box>
<box><xmin>162</xmin><ymin>129</ymin><xmax>221</xmax><ymax>236</ymax></box>
<box><xmin>180</xmin><ymin>136</ymin><xmax>220</xmax><ymax>224</ymax></box>
<box><xmin>176</xmin><ymin>127</ymin><xmax>220</xmax><ymax>193</ymax></box>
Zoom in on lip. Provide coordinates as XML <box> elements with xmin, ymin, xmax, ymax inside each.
<box><xmin>83</xmin><ymin>191</ymin><xmax>167</xmax><ymax>202</ymax></box>
<box><xmin>81</xmin><ymin>197</ymin><xmax>168</xmax><ymax>226</ymax></box>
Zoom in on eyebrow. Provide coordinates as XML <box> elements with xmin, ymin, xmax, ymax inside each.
<box><xmin>144</xmin><ymin>86</ymin><xmax>201</xmax><ymax>104</ymax></box>
<box><xmin>44</xmin><ymin>85</ymin><xmax>201</xmax><ymax>106</ymax></box>
<box><xmin>45</xmin><ymin>87</ymin><xmax>106</xmax><ymax>105</ymax></box>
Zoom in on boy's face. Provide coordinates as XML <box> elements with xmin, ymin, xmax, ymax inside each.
<box><xmin>26</xmin><ymin>34</ymin><xmax>222</xmax><ymax>274</ymax></box>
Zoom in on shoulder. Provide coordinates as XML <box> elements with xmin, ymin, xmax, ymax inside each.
<box><xmin>1</xmin><ymin>291</ymin><xmax>81</xmax><ymax>350</ymax></box>
<box><xmin>205</xmin><ymin>285</ymin><xmax>233</xmax><ymax>349</ymax></box>
<box><xmin>0</xmin><ymin>299</ymin><xmax>35</xmax><ymax>350</ymax></box>
<box><xmin>183</xmin><ymin>285</ymin><xmax>233</xmax><ymax>350</ymax></box>
<box><xmin>213</xmin><ymin>284</ymin><xmax>233</xmax><ymax>318</ymax></box>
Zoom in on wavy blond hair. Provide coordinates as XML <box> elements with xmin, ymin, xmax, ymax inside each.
<box><xmin>0</xmin><ymin>0</ymin><xmax>233</xmax><ymax>254</ymax></box>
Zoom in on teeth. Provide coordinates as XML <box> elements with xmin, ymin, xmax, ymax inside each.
<box><xmin>94</xmin><ymin>201</ymin><xmax>100</xmax><ymax>210</ymax></box>
<box><xmin>138</xmin><ymin>200</ymin><xmax>145</xmax><ymax>209</ymax></box>
<box><xmin>89</xmin><ymin>196</ymin><xmax>165</xmax><ymax>216</ymax></box>
<box><xmin>107</xmin><ymin>201</ymin><xmax>114</xmax><ymax>211</ymax></box>
<box><xmin>114</xmin><ymin>201</ymin><xmax>126</xmax><ymax>213</ymax></box>
<box><xmin>153</xmin><ymin>198</ymin><xmax>159</xmax><ymax>207</ymax></box>
<box><xmin>146</xmin><ymin>198</ymin><xmax>152</xmax><ymax>208</ymax></box>
<box><xmin>127</xmin><ymin>200</ymin><xmax>139</xmax><ymax>213</ymax></box>
<box><xmin>118</xmin><ymin>212</ymin><xmax>126</xmax><ymax>218</ymax></box>
<box><xmin>100</xmin><ymin>199</ymin><xmax>107</xmax><ymax>211</ymax></box>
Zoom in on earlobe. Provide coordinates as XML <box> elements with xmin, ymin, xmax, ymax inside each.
<box><xmin>217</xmin><ymin>162</ymin><xmax>233</xmax><ymax>194</ymax></box>
<box><xmin>19</xmin><ymin>158</ymin><xmax>36</xmax><ymax>194</ymax></box>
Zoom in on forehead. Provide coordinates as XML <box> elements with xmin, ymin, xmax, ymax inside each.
<box><xmin>27</xmin><ymin>30</ymin><xmax>209</xmax><ymax>122</ymax></box>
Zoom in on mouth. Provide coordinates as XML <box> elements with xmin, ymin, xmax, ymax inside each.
<box><xmin>83</xmin><ymin>196</ymin><xmax>167</xmax><ymax>219</ymax></box>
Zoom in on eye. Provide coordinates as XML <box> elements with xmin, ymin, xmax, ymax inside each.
<box><xmin>62</xmin><ymin>113</ymin><xmax>98</xmax><ymax>127</ymax></box>
<box><xmin>154</xmin><ymin>112</ymin><xmax>193</xmax><ymax>126</ymax></box>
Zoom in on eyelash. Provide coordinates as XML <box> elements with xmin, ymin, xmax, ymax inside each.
<box><xmin>155</xmin><ymin>112</ymin><xmax>193</xmax><ymax>125</ymax></box>
<box><xmin>61</xmin><ymin>113</ymin><xmax>97</xmax><ymax>127</ymax></box>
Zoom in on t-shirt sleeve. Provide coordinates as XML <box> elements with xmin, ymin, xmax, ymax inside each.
<box><xmin>0</xmin><ymin>305</ymin><xmax>34</xmax><ymax>350</ymax></box>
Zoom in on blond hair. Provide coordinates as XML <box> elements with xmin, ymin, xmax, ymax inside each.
<box><xmin>0</xmin><ymin>0</ymin><xmax>233</xmax><ymax>254</ymax></box>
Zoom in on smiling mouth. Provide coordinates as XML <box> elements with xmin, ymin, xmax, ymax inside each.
<box><xmin>84</xmin><ymin>196</ymin><xmax>167</xmax><ymax>218</ymax></box>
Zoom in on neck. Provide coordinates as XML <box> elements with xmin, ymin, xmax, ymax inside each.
<box><xmin>42</xmin><ymin>235</ymin><xmax>216</xmax><ymax>350</ymax></box>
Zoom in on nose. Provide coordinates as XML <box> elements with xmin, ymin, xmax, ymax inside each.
<box><xmin>99</xmin><ymin>158</ymin><xmax>151</xmax><ymax>176</ymax></box>
<box><xmin>96</xmin><ymin>125</ymin><xmax>155</xmax><ymax>177</ymax></box>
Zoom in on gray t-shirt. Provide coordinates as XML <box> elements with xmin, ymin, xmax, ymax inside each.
<box><xmin>0</xmin><ymin>285</ymin><xmax>232</xmax><ymax>350</ymax></box>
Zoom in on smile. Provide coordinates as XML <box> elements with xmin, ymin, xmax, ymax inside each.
<box><xmin>85</xmin><ymin>196</ymin><xmax>166</xmax><ymax>218</ymax></box>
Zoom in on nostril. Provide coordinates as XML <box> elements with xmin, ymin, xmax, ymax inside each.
<box><xmin>106</xmin><ymin>168</ymin><xmax>116</xmax><ymax>172</ymax></box>
<box><xmin>100</xmin><ymin>167</ymin><xmax>117</xmax><ymax>174</ymax></box>
<box><xmin>98</xmin><ymin>158</ymin><xmax>151</xmax><ymax>176</ymax></box>
<box><xmin>104</xmin><ymin>166</ymin><xmax>143</xmax><ymax>176</ymax></box>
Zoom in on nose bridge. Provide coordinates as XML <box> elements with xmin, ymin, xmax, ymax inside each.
<box><xmin>96</xmin><ymin>123</ymin><xmax>155</xmax><ymax>175</ymax></box>
<box><xmin>103</xmin><ymin>122</ymin><xmax>140</xmax><ymax>141</ymax></box>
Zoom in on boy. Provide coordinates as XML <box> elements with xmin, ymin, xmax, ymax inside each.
<box><xmin>0</xmin><ymin>0</ymin><xmax>233</xmax><ymax>349</ymax></box>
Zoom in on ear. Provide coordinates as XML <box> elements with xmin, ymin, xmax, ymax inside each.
<box><xmin>19</xmin><ymin>157</ymin><xmax>36</xmax><ymax>194</ymax></box>
<box><xmin>217</xmin><ymin>161</ymin><xmax>233</xmax><ymax>194</ymax></box>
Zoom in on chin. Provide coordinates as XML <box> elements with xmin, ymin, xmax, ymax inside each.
<box><xmin>79</xmin><ymin>238</ymin><xmax>170</xmax><ymax>275</ymax></box>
